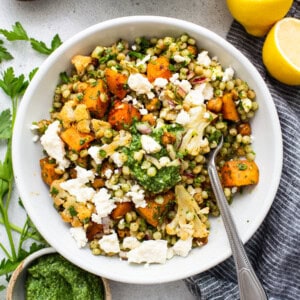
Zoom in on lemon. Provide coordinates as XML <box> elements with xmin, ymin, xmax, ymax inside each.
<box><xmin>262</xmin><ymin>17</ymin><xmax>300</xmax><ymax>86</ymax></box>
<box><xmin>226</xmin><ymin>0</ymin><xmax>293</xmax><ymax>37</ymax></box>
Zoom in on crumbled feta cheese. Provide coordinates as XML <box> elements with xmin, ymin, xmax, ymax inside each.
<box><xmin>203</xmin><ymin>112</ymin><xmax>212</xmax><ymax>119</ymax></box>
<box><xmin>88</xmin><ymin>145</ymin><xmax>103</xmax><ymax>165</ymax></box>
<box><xmin>197</xmin><ymin>51</ymin><xmax>211</xmax><ymax>67</ymax></box>
<box><xmin>91</xmin><ymin>188</ymin><xmax>116</xmax><ymax>224</ymax></box>
<box><xmin>40</xmin><ymin>120</ymin><xmax>70</xmax><ymax>170</ymax></box>
<box><xmin>184</xmin><ymin>89</ymin><xmax>205</xmax><ymax>106</ymax></box>
<box><xmin>128</xmin><ymin>73</ymin><xmax>153</xmax><ymax>98</ymax></box>
<box><xmin>200</xmin><ymin>207</ymin><xmax>210</xmax><ymax>214</ymax></box>
<box><xmin>222</xmin><ymin>66</ymin><xmax>234</xmax><ymax>82</ymax></box>
<box><xmin>173</xmin><ymin>54</ymin><xmax>186</xmax><ymax>63</ymax></box>
<box><xmin>170</xmin><ymin>73</ymin><xmax>179</xmax><ymax>83</ymax></box>
<box><xmin>211</xmin><ymin>67</ymin><xmax>223</xmax><ymax>81</ymax></box>
<box><xmin>30</xmin><ymin>124</ymin><xmax>39</xmax><ymax>130</ymax></box>
<box><xmin>98</xmin><ymin>232</ymin><xmax>120</xmax><ymax>254</ymax></box>
<box><xmin>139</xmin><ymin>108</ymin><xmax>148</xmax><ymax>115</ymax></box>
<box><xmin>70</xmin><ymin>227</ymin><xmax>88</xmax><ymax>248</ymax></box>
<box><xmin>172</xmin><ymin>237</ymin><xmax>193</xmax><ymax>257</ymax></box>
<box><xmin>136</xmin><ymin>54</ymin><xmax>151</xmax><ymax>66</ymax></box>
<box><xmin>178</xmin><ymin>80</ymin><xmax>192</xmax><ymax>93</ymax></box>
<box><xmin>241</xmin><ymin>98</ymin><xmax>252</xmax><ymax>113</ymax></box>
<box><xmin>60</xmin><ymin>166</ymin><xmax>95</xmax><ymax>203</ymax></box>
<box><xmin>141</xmin><ymin>135</ymin><xmax>162</xmax><ymax>154</ymax></box>
<box><xmin>199</xmin><ymin>83</ymin><xmax>214</xmax><ymax>100</ymax></box>
<box><xmin>104</xmin><ymin>169</ymin><xmax>113</xmax><ymax>179</ymax></box>
<box><xmin>32</xmin><ymin>135</ymin><xmax>39</xmax><ymax>142</ymax></box>
<box><xmin>126</xmin><ymin>185</ymin><xmax>147</xmax><ymax>208</ymax></box>
<box><xmin>76</xmin><ymin>166</ymin><xmax>95</xmax><ymax>182</ymax></box>
<box><xmin>127</xmin><ymin>240</ymin><xmax>168</xmax><ymax>264</ymax></box>
<box><xmin>176</xmin><ymin>109</ymin><xmax>190</xmax><ymax>126</ymax></box>
<box><xmin>153</xmin><ymin>77</ymin><xmax>168</xmax><ymax>88</ymax></box>
<box><xmin>231</xmin><ymin>187</ymin><xmax>238</xmax><ymax>194</ymax></box>
<box><xmin>110</xmin><ymin>152</ymin><xmax>124</xmax><ymax>168</ymax></box>
<box><xmin>159</xmin><ymin>156</ymin><xmax>171</xmax><ymax>167</ymax></box>
<box><xmin>122</xmin><ymin>95</ymin><xmax>133</xmax><ymax>103</ymax></box>
<box><xmin>123</xmin><ymin>237</ymin><xmax>141</xmax><ymax>250</ymax></box>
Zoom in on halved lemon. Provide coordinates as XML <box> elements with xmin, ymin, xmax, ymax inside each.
<box><xmin>262</xmin><ymin>17</ymin><xmax>300</xmax><ymax>86</ymax></box>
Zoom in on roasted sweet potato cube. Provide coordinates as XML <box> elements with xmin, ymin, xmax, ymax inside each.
<box><xmin>108</xmin><ymin>101</ymin><xmax>141</xmax><ymax>130</ymax></box>
<box><xmin>86</xmin><ymin>222</ymin><xmax>104</xmax><ymax>241</ymax></box>
<box><xmin>238</xmin><ymin>123</ymin><xmax>252</xmax><ymax>136</ymax></box>
<box><xmin>105</xmin><ymin>68</ymin><xmax>128</xmax><ymax>99</ymax></box>
<box><xmin>221</xmin><ymin>160</ymin><xmax>259</xmax><ymax>187</ymax></box>
<box><xmin>222</xmin><ymin>93</ymin><xmax>240</xmax><ymax>122</ymax></box>
<box><xmin>111</xmin><ymin>202</ymin><xmax>134</xmax><ymax>220</ymax></box>
<box><xmin>147</xmin><ymin>56</ymin><xmax>172</xmax><ymax>82</ymax></box>
<box><xmin>137</xmin><ymin>191</ymin><xmax>174</xmax><ymax>227</ymax></box>
<box><xmin>60</xmin><ymin>126</ymin><xmax>94</xmax><ymax>152</ymax></box>
<box><xmin>207</xmin><ymin>97</ymin><xmax>223</xmax><ymax>113</ymax></box>
<box><xmin>40</xmin><ymin>157</ymin><xmax>61</xmax><ymax>185</ymax></box>
<box><xmin>82</xmin><ymin>79</ymin><xmax>109</xmax><ymax>118</ymax></box>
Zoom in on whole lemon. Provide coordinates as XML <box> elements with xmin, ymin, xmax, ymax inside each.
<box><xmin>226</xmin><ymin>0</ymin><xmax>294</xmax><ymax>37</ymax></box>
<box><xmin>262</xmin><ymin>17</ymin><xmax>300</xmax><ymax>86</ymax></box>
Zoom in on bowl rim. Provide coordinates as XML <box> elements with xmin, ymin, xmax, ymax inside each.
<box><xmin>12</xmin><ymin>15</ymin><xmax>283</xmax><ymax>284</ymax></box>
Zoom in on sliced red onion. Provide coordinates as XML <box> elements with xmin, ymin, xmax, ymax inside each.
<box><xmin>136</xmin><ymin>123</ymin><xmax>152</xmax><ymax>134</ymax></box>
<box><xmin>101</xmin><ymin>216</ymin><xmax>111</xmax><ymax>234</ymax></box>
<box><xmin>176</xmin><ymin>86</ymin><xmax>187</xmax><ymax>98</ymax></box>
<box><xmin>184</xmin><ymin>171</ymin><xmax>195</xmax><ymax>178</ymax></box>
<box><xmin>190</xmin><ymin>76</ymin><xmax>207</xmax><ymax>84</ymax></box>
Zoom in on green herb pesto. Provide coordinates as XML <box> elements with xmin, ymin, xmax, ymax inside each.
<box><xmin>132</xmin><ymin>164</ymin><xmax>181</xmax><ymax>194</ymax></box>
<box><xmin>26</xmin><ymin>253</ymin><xmax>104</xmax><ymax>300</ymax></box>
<box><xmin>122</xmin><ymin>124</ymin><xmax>182</xmax><ymax>193</ymax></box>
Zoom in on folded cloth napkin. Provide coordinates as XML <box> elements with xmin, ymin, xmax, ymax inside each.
<box><xmin>185</xmin><ymin>2</ymin><xmax>300</xmax><ymax>299</ymax></box>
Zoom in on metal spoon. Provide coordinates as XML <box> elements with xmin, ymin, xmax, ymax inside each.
<box><xmin>207</xmin><ymin>135</ymin><xmax>268</xmax><ymax>300</ymax></box>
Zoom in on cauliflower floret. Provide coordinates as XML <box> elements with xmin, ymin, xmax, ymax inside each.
<box><xmin>101</xmin><ymin>130</ymin><xmax>132</xmax><ymax>157</ymax></box>
<box><xmin>179</xmin><ymin>104</ymin><xmax>215</xmax><ymax>156</ymax></box>
<box><xmin>71</xmin><ymin>55</ymin><xmax>93</xmax><ymax>76</ymax></box>
<box><xmin>166</xmin><ymin>185</ymin><xmax>209</xmax><ymax>240</ymax></box>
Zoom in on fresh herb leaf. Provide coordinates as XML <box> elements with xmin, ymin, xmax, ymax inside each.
<box><xmin>0</xmin><ymin>22</ymin><xmax>29</xmax><ymax>41</ymax></box>
<box><xmin>128</xmin><ymin>51</ymin><xmax>144</xmax><ymax>59</ymax></box>
<box><xmin>98</xmin><ymin>53</ymin><xmax>116</xmax><ymax>64</ymax></box>
<box><xmin>30</xmin><ymin>33</ymin><xmax>62</xmax><ymax>55</ymax></box>
<box><xmin>138</xmin><ymin>37</ymin><xmax>150</xmax><ymax>52</ymax></box>
<box><xmin>238</xmin><ymin>163</ymin><xmax>248</xmax><ymax>170</ymax></box>
<box><xmin>0</xmin><ymin>258</ymin><xmax>21</xmax><ymax>277</ymax></box>
<box><xmin>0</xmin><ymin>110</ymin><xmax>12</xmax><ymax>140</ymax></box>
<box><xmin>50</xmin><ymin>34</ymin><xmax>62</xmax><ymax>51</ymax></box>
<box><xmin>29</xmin><ymin>67</ymin><xmax>39</xmax><ymax>81</ymax></box>
<box><xmin>30</xmin><ymin>38</ymin><xmax>51</xmax><ymax>55</ymax></box>
<box><xmin>0</xmin><ymin>22</ymin><xmax>62</xmax><ymax>55</ymax></box>
<box><xmin>0</xmin><ymin>67</ymin><xmax>28</xmax><ymax>99</ymax></box>
<box><xmin>59</xmin><ymin>71</ymin><xmax>69</xmax><ymax>84</ymax></box>
<box><xmin>0</xmin><ymin>40</ymin><xmax>13</xmax><ymax>63</ymax></box>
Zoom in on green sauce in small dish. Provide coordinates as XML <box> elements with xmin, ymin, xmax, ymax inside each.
<box><xmin>26</xmin><ymin>253</ymin><xmax>104</xmax><ymax>300</ymax></box>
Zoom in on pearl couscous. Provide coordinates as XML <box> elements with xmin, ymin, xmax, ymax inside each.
<box><xmin>33</xmin><ymin>34</ymin><xmax>259</xmax><ymax>264</ymax></box>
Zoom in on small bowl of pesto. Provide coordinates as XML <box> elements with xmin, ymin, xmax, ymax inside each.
<box><xmin>6</xmin><ymin>247</ymin><xmax>111</xmax><ymax>300</ymax></box>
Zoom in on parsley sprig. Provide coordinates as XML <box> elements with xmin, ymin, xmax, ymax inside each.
<box><xmin>0</xmin><ymin>40</ymin><xmax>13</xmax><ymax>63</ymax></box>
<box><xmin>0</xmin><ymin>67</ymin><xmax>46</xmax><ymax>291</ymax></box>
<box><xmin>0</xmin><ymin>21</ymin><xmax>58</xmax><ymax>291</ymax></box>
<box><xmin>0</xmin><ymin>22</ymin><xmax>62</xmax><ymax>55</ymax></box>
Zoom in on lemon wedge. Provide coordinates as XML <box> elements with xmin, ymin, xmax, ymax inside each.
<box><xmin>262</xmin><ymin>17</ymin><xmax>300</xmax><ymax>86</ymax></box>
<box><xmin>226</xmin><ymin>0</ymin><xmax>293</xmax><ymax>37</ymax></box>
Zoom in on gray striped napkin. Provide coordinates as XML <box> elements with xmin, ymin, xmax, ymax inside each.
<box><xmin>185</xmin><ymin>1</ymin><xmax>300</xmax><ymax>299</ymax></box>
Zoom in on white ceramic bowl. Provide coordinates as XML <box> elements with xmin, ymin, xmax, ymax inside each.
<box><xmin>6</xmin><ymin>247</ymin><xmax>111</xmax><ymax>300</ymax></box>
<box><xmin>12</xmin><ymin>16</ymin><xmax>282</xmax><ymax>284</ymax></box>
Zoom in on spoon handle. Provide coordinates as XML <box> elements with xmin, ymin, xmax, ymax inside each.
<box><xmin>208</xmin><ymin>164</ymin><xmax>268</xmax><ymax>300</ymax></box>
